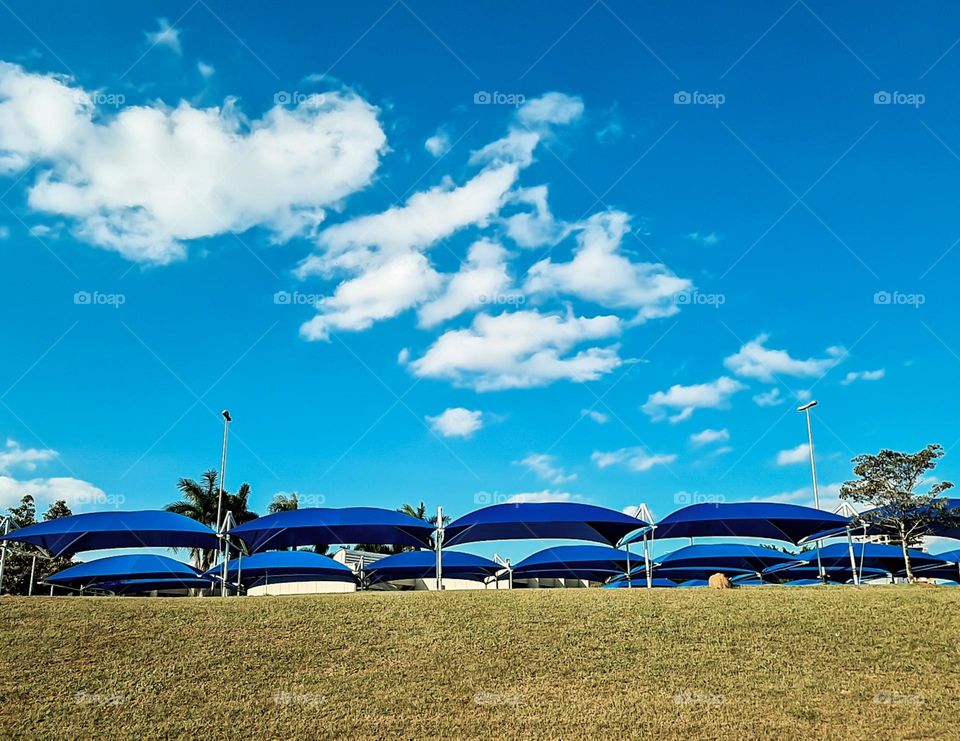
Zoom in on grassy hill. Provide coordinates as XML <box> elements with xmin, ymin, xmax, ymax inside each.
<box><xmin>2</xmin><ymin>586</ymin><xmax>958</xmax><ymax>739</ymax></box>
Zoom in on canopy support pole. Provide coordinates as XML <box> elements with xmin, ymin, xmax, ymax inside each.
<box><xmin>28</xmin><ymin>554</ymin><xmax>37</xmax><ymax>596</ymax></box>
<box><xmin>846</xmin><ymin>527</ymin><xmax>860</xmax><ymax>586</ymax></box>
<box><xmin>435</xmin><ymin>506</ymin><xmax>444</xmax><ymax>591</ymax></box>
<box><xmin>0</xmin><ymin>517</ymin><xmax>10</xmax><ymax>595</ymax></box>
<box><xmin>643</xmin><ymin>533</ymin><xmax>652</xmax><ymax>589</ymax></box>
<box><xmin>236</xmin><ymin>550</ymin><xmax>243</xmax><ymax>596</ymax></box>
<box><xmin>625</xmin><ymin>543</ymin><xmax>632</xmax><ymax>589</ymax></box>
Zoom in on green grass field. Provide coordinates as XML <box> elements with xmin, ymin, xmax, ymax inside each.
<box><xmin>2</xmin><ymin>586</ymin><xmax>958</xmax><ymax>739</ymax></box>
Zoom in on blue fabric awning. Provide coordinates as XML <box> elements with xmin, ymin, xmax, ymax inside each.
<box><xmin>818</xmin><ymin>542</ymin><xmax>949</xmax><ymax>574</ymax></box>
<box><xmin>92</xmin><ymin>577</ymin><xmax>214</xmax><ymax>594</ymax></box>
<box><xmin>620</xmin><ymin>502</ymin><xmax>850</xmax><ymax>546</ymax></box>
<box><xmin>46</xmin><ymin>554</ymin><xmax>202</xmax><ymax>586</ymax></box>
<box><xmin>639</xmin><ymin>543</ymin><xmax>806</xmax><ymax>575</ymax></box>
<box><xmin>809</xmin><ymin>498</ymin><xmax>960</xmax><ymax>541</ymax></box>
<box><xmin>204</xmin><ymin>550</ymin><xmax>356</xmax><ymax>588</ymax></box>
<box><xmin>782</xmin><ymin>578</ymin><xmax>844</xmax><ymax>586</ymax></box>
<box><xmin>771</xmin><ymin>564</ymin><xmax>889</xmax><ymax>583</ymax></box>
<box><xmin>511</xmin><ymin>545</ymin><xmax>635</xmax><ymax>581</ymax></box>
<box><xmin>229</xmin><ymin>507</ymin><xmax>435</xmax><ymax>552</ymax></box>
<box><xmin>442</xmin><ymin>503</ymin><xmax>648</xmax><ymax>547</ymax></box>
<box><xmin>364</xmin><ymin>550</ymin><xmax>500</xmax><ymax>584</ymax></box>
<box><xmin>3</xmin><ymin>511</ymin><xmax>219</xmax><ymax>557</ymax></box>
<box><xmin>602</xmin><ymin>577</ymin><xmax>677</xmax><ymax>588</ymax></box>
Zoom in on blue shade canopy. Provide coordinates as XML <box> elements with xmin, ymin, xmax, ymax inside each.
<box><xmin>442</xmin><ymin>503</ymin><xmax>648</xmax><ymax>547</ymax></box>
<box><xmin>512</xmin><ymin>545</ymin><xmax>636</xmax><ymax>581</ymax></box>
<box><xmin>602</xmin><ymin>578</ymin><xmax>677</xmax><ymax>588</ymax></box>
<box><xmin>203</xmin><ymin>550</ymin><xmax>356</xmax><ymax>588</ymax></box>
<box><xmin>46</xmin><ymin>554</ymin><xmax>201</xmax><ymax>586</ymax></box>
<box><xmin>772</xmin><ymin>564</ymin><xmax>889</xmax><ymax>583</ymax></box>
<box><xmin>3</xmin><ymin>511</ymin><xmax>219</xmax><ymax>557</ymax></box>
<box><xmin>92</xmin><ymin>577</ymin><xmax>215</xmax><ymax>594</ymax></box>
<box><xmin>783</xmin><ymin>579</ymin><xmax>844</xmax><ymax>587</ymax></box>
<box><xmin>819</xmin><ymin>542</ymin><xmax>949</xmax><ymax>574</ymax></box>
<box><xmin>677</xmin><ymin>580</ymin><xmax>709</xmax><ymax>588</ymax></box>
<box><xmin>229</xmin><ymin>507</ymin><xmax>435</xmax><ymax>552</ymax></box>
<box><xmin>810</xmin><ymin>498</ymin><xmax>960</xmax><ymax>541</ymax></box>
<box><xmin>620</xmin><ymin>502</ymin><xmax>849</xmax><ymax>545</ymax></box>
<box><xmin>638</xmin><ymin>544</ymin><xmax>806</xmax><ymax>575</ymax></box>
<box><xmin>365</xmin><ymin>550</ymin><xmax>500</xmax><ymax>584</ymax></box>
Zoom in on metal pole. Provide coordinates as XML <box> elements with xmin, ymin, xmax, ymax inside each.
<box><xmin>802</xmin><ymin>405</ymin><xmax>825</xmax><ymax>581</ymax></box>
<box><xmin>643</xmin><ymin>533</ymin><xmax>652</xmax><ymax>589</ymax></box>
<box><xmin>625</xmin><ymin>543</ymin><xmax>632</xmax><ymax>589</ymax></box>
<box><xmin>435</xmin><ymin>506</ymin><xmax>443</xmax><ymax>591</ymax></box>
<box><xmin>0</xmin><ymin>517</ymin><xmax>9</xmax><ymax>594</ymax></box>
<box><xmin>846</xmin><ymin>528</ymin><xmax>860</xmax><ymax>586</ymax></box>
<box><xmin>28</xmin><ymin>555</ymin><xmax>37</xmax><ymax>596</ymax></box>
<box><xmin>217</xmin><ymin>411</ymin><xmax>231</xmax><ymax>597</ymax></box>
<box><xmin>236</xmin><ymin>550</ymin><xmax>243</xmax><ymax>596</ymax></box>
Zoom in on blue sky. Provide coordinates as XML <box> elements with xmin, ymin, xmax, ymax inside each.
<box><xmin>1</xmin><ymin>1</ymin><xmax>958</xmax><ymax>561</ymax></box>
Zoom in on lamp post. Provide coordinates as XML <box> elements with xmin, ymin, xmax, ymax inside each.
<box><xmin>217</xmin><ymin>410</ymin><xmax>231</xmax><ymax>597</ymax></box>
<box><xmin>797</xmin><ymin>401</ymin><xmax>825</xmax><ymax>581</ymax></box>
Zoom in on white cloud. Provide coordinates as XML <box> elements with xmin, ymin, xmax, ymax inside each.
<box><xmin>516</xmin><ymin>92</ymin><xmax>584</xmax><ymax>127</ymax></box>
<box><xmin>776</xmin><ymin>443</ymin><xmax>810</xmax><ymax>465</ymax></box>
<box><xmin>397</xmin><ymin>347</ymin><xmax>410</xmax><ymax>365</ymax></box>
<box><xmin>0</xmin><ymin>439</ymin><xmax>57</xmax><ymax>473</ymax></box>
<box><xmin>417</xmin><ymin>239</ymin><xmax>514</xmax><ymax>328</ymax></box>
<box><xmin>592</xmin><ymin>447</ymin><xmax>677</xmax><ymax>472</ymax></box>
<box><xmin>761</xmin><ymin>481</ymin><xmax>843</xmax><ymax>513</ymax></box>
<box><xmin>145</xmin><ymin>18</ymin><xmax>182</xmax><ymax>55</ymax></box>
<box><xmin>753</xmin><ymin>388</ymin><xmax>783</xmax><ymax>407</ymax></box>
<box><xmin>505</xmin><ymin>490</ymin><xmax>578</xmax><ymax>503</ymax></box>
<box><xmin>0</xmin><ymin>62</ymin><xmax>387</xmax><ymax>263</ymax></box>
<box><xmin>724</xmin><ymin>334</ymin><xmax>845</xmax><ymax>383</ymax></box>
<box><xmin>197</xmin><ymin>61</ymin><xmax>215</xmax><ymax>78</ymax></box>
<box><xmin>687</xmin><ymin>231</ymin><xmax>720</xmax><ymax>246</ymax></box>
<box><xmin>516</xmin><ymin>453</ymin><xmax>576</xmax><ymax>484</ymax></box>
<box><xmin>0</xmin><ymin>474</ymin><xmax>110</xmax><ymax>512</ymax></box>
<box><xmin>690</xmin><ymin>428</ymin><xmax>730</xmax><ymax>447</ymax></box>
<box><xmin>0</xmin><ymin>225</ymin><xmax>9</xmax><ymax>239</ymax></box>
<box><xmin>524</xmin><ymin>210</ymin><xmax>691</xmax><ymax>322</ymax></box>
<box><xmin>426</xmin><ymin>407</ymin><xmax>483</xmax><ymax>439</ymax></box>
<box><xmin>642</xmin><ymin>376</ymin><xmax>746</xmax><ymax>423</ymax></box>
<box><xmin>502</xmin><ymin>185</ymin><xmax>567</xmax><ymax>248</ymax></box>
<box><xmin>841</xmin><ymin>369</ymin><xmax>885</xmax><ymax>385</ymax></box>
<box><xmin>580</xmin><ymin>408</ymin><xmax>609</xmax><ymax>424</ymax></box>
<box><xmin>410</xmin><ymin>310</ymin><xmax>623</xmax><ymax>391</ymax></box>
<box><xmin>424</xmin><ymin>129</ymin><xmax>451</xmax><ymax>157</ymax></box>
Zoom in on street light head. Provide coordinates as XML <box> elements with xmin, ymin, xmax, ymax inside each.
<box><xmin>221</xmin><ymin>410</ymin><xmax>232</xmax><ymax>422</ymax></box>
<box><xmin>796</xmin><ymin>401</ymin><xmax>818</xmax><ymax>412</ymax></box>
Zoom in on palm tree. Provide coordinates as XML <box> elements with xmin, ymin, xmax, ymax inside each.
<box><xmin>268</xmin><ymin>492</ymin><xmax>299</xmax><ymax>514</ymax></box>
<box><xmin>165</xmin><ymin>470</ymin><xmax>258</xmax><ymax>570</ymax></box>
<box><xmin>356</xmin><ymin>502</ymin><xmax>449</xmax><ymax>555</ymax></box>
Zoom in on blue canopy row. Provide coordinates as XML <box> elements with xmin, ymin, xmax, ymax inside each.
<box><xmin>364</xmin><ymin>550</ymin><xmax>501</xmax><ymax>585</ymax></box>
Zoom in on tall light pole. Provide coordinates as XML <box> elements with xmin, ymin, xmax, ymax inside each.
<box><xmin>217</xmin><ymin>410</ymin><xmax>232</xmax><ymax>597</ymax></box>
<box><xmin>797</xmin><ymin>401</ymin><xmax>825</xmax><ymax>581</ymax></box>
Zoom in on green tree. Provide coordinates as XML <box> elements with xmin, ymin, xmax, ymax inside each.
<box><xmin>355</xmin><ymin>502</ymin><xmax>447</xmax><ymax>555</ymax></box>
<box><xmin>165</xmin><ymin>470</ymin><xmax>259</xmax><ymax>570</ymax></box>
<box><xmin>2</xmin><ymin>496</ymin><xmax>74</xmax><ymax>595</ymax></box>
<box><xmin>840</xmin><ymin>444</ymin><xmax>957</xmax><ymax>580</ymax></box>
